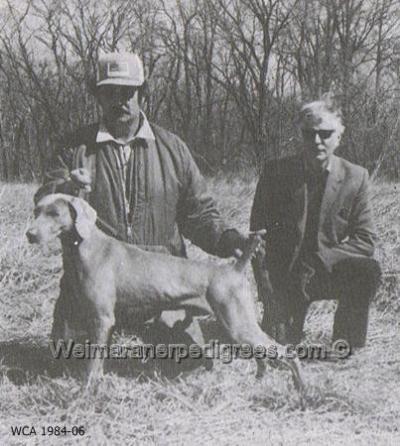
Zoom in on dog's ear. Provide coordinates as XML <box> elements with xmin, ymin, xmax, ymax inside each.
<box><xmin>68</xmin><ymin>197</ymin><xmax>97</xmax><ymax>239</ymax></box>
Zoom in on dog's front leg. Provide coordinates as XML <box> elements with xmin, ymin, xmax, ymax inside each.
<box><xmin>86</xmin><ymin>313</ymin><xmax>115</xmax><ymax>386</ymax></box>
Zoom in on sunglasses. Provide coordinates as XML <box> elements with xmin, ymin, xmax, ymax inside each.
<box><xmin>97</xmin><ymin>86</ymin><xmax>139</xmax><ymax>100</ymax></box>
<box><xmin>302</xmin><ymin>129</ymin><xmax>335</xmax><ymax>140</ymax></box>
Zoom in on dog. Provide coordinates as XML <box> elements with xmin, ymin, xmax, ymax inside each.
<box><xmin>27</xmin><ymin>193</ymin><xmax>304</xmax><ymax>391</ymax></box>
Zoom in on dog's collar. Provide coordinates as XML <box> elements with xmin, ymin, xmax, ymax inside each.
<box><xmin>60</xmin><ymin>228</ymin><xmax>83</xmax><ymax>247</ymax></box>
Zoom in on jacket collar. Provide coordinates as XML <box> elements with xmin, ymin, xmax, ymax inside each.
<box><xmin>327</xmin><ymin>155</ymin><xmax>344</xmax><ymax>182</ymax></box>
<box><xmin>298</xmin><ymin>154</ymin><xmax>344</xmax><ymax>201</ymax></box>
<box><xmin>96</xmin><ymin>111</ymin><xmax>155</xmax><ymax>145</ymax></box>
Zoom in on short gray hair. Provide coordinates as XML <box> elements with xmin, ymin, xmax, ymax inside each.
<box><xmin>299</xmin><ymin>98</ymin><xmax>345</xmax><ymax>136</ymax></box>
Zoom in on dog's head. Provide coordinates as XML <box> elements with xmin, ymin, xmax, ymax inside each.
<box><xmin>26</xmin><ymin>193</ymin><xmax>97</xmax><ymax>245</ymax></box>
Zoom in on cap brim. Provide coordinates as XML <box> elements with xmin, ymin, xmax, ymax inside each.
<box><xmin>96</xmin><ymin>79</ymin><xmax>144</xmax><ymax>87</ymax></box>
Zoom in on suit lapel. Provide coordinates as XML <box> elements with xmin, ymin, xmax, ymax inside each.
<box><xmin>287</xmin><ymin>155</ymin><xmax>344</xmax><ymax>271</ymax></box>
<box><xmin>319</xmin><ymin>155</ymin><xmax>344</xmax><ymax>227</ymax></box>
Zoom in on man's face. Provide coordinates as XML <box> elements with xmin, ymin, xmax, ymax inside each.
<box><xmin>96</xmin><ymin>85</ymin><xmax>140</xmax><ymax>124</ymax></box>
<box><xmin>301</xmin><ymin>112</ymin><xmax>342</xmax><ymax>171</ymax></box>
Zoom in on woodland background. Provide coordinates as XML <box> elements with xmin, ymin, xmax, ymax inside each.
<box><xmin>1</xmin><ymin>0</ymin><xmax>400</xmax><ymax>181</ymax></box>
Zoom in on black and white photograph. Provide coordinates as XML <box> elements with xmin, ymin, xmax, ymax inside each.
<box><xmin>0</xmin><ymin>0</ymin><xmax>399</xmax><ymax>444</ymax></box>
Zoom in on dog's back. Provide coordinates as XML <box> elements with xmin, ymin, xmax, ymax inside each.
<box><xmin>107</xmin><ymin>239</ymin><xmax>216</xmax><ymax>306</ymax></box>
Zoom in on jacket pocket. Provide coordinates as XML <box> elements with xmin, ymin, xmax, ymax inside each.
<box><xmin>334</xmin><ymin>214</ymin><xmax>349</xmax><ymax>242</ymax></box>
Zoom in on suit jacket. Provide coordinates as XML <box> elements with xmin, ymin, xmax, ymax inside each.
<box><xmin>250</xmin><ymin>154</ymin><xmax>377</xmax><ymax>289</ymax></box>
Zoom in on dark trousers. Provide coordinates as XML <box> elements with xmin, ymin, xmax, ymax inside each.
<box><xmin>261</xmin><ymin>257</ymin><xmax>381</xmax><ymax>348</ymax></box>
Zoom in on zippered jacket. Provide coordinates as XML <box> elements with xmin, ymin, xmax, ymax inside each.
<box><xmin>35</xmin><ymin>121</ymin><xmax>242</xmax><ymax>258</ymax></box>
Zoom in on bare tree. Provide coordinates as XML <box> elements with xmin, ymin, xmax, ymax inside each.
<box><xmin>0</xmin><ymin>0</ymin><xmax>399</xmax><ymax>179</ymax></box>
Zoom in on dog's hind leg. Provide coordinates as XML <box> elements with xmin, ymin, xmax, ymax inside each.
<box><xmin>208</xmin><ymin>279</ymin><xmax>304</xmax><ymax>392</ymax></box>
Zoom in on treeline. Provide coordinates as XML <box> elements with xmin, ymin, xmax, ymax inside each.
<box><xmin>0</xmin><ymin>0</ymin><xmax>399</xmax><ymax>181</ymax></box>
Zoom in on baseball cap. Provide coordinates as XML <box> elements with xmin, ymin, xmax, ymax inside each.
<box><xmin>96</xmin><ymin>52</ymin><xmax>144</xmax><ymax>87</ymax></box>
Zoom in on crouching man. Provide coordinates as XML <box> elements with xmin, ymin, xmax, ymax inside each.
<box><xmin>250</xmin><ymin>96</ymin><xmax>381</xmax><ymax>350</ymax></box>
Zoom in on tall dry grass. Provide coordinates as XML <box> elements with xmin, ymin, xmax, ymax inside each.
<box><xmin>0</xmin><ymin>179</ymin><xmax>399</xmax><ymax>445</ymax></box>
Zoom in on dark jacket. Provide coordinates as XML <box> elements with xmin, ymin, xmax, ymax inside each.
<box><xmin>250</xmin><ymin>154</ymin><xmax>377</xmax><ymax>289</ymax></box>
<box><xmin>36</xmin><ymin>121</ymin><xmax>240</xmax><ymax>257</ymax></box>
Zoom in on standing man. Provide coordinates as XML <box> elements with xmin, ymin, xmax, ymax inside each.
<box><xmin>35</xmin><ymin>52</ymin><xmax>246</xmax><ymax>366</ymax></box>
<box><xmin>250</xmin><ymin>97</ymin><xmax>381</xmax><ymax>350</ymax></box>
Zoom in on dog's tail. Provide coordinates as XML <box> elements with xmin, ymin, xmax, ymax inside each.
<box><xmin>234</xmin><ymin>229</ymin><xmax>266</xmax><ymax>273</ymax></box>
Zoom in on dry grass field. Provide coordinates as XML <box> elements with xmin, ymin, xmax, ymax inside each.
<box><xmin>0</xmin><ymin>178</ymin><xmax>399</xmax><ymax>445</ymax></box>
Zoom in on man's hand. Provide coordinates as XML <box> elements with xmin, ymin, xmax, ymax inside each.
<box><xmin>34</xmin><ymin>168</ymin><xmax>92</xmax><ymax>204</ymax></box>
<box><xmin>217</xmin><ymin>228</ymin><xmax>267</xmax><ymax>259</ymax></box>
<box><xmin>217</xmin><ymin>229</ymin><xmax>247</xmax><ymax>258</ymax></box>
<box><xmin>252</xmin><ymin>235</ymin><xmax>266</xmax><ymax>262</ymax></box>
<box><xmin>70</xmin><ymin>168</ymin><xmax>92</xmax><ymax>192</ymax></box>
<box><xmin>233</xmin><ymin>230</ymin><xmax>266</xmax><ymax>260</ymax></box>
